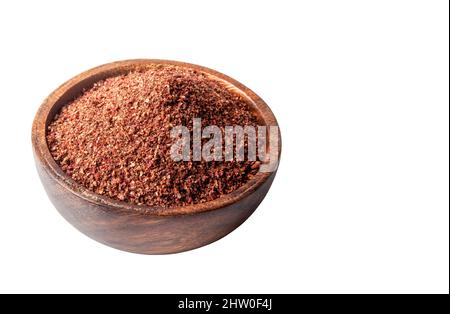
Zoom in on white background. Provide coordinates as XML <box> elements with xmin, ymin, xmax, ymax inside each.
<box><xmin>0</xmin><ymin>0</ymin><xmax>448</xmax><ymax>294</ymax></box>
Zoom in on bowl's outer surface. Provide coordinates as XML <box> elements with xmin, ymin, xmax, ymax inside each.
<box><xmin>32</xmin><ymin>59</ymin><xmax>281</xmax><ymax>254</ymax></box>
<box><xmin>35</xmin><ymin>159</ymin><xmax>276</xmax><ymax>254</ymax></box>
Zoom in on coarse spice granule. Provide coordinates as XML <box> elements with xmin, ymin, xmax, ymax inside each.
<box><xmin>47</xmin><ymin>64</ymin><xmax>260</xmax><ymax>208</ymax></box>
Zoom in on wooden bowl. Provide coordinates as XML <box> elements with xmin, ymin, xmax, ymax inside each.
<box><xmin>32</xmin><ymin>59</ymin><xmax>281</xmax><ymax>254</ymax></box>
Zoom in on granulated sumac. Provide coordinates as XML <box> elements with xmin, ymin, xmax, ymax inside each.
<box><xmin>47</xmin><ymin>65</ymin><xmax>260</xmax><ymax>208</ymax></box>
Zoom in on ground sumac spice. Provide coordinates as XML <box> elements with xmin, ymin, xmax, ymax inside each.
<box><xmin>47</xmin><ymin>65</ymin><xmax>260</xmax><ymax>208</ymax></box>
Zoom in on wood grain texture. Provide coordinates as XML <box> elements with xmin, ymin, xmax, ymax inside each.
<box><xmin>32</xmin><ymin>59</ymin><xmax>281</xmax><ymax>254</ymax></box>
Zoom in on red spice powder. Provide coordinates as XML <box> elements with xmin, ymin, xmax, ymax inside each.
<box><xmin>47</xmin><ymin>64</ymin><xmax>260</xmax><ymax>208</ymax></box>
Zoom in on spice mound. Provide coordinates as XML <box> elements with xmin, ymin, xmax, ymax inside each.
<box><xmin>47</xmin><ymin>65</ymin><xmax>260</xmax><ymax>208</ymax></box>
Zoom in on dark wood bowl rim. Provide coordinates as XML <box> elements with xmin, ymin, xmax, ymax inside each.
<box><xmin>32</xmin><ymin>59</ymin><xmax>280</xmax><ymax>216</ymax></box>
